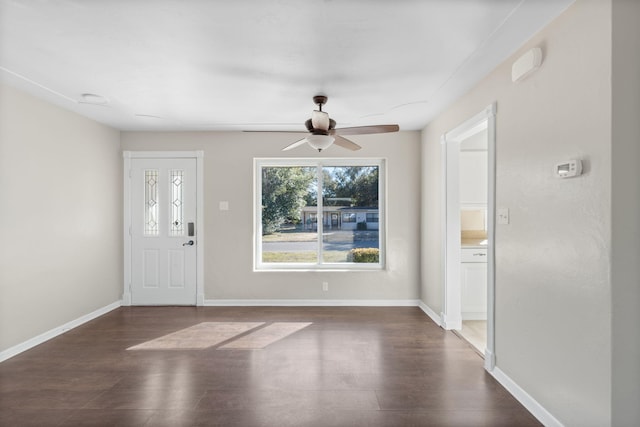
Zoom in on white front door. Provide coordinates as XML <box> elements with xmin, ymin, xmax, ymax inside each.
<box><xmin>129</xmin><ymin>157</ymin><xmax>197</xmax><ymax>305</ymax></box>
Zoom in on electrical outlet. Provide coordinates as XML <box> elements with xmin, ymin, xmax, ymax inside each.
<box><xmin>322</xmin><ymin>282</ymin><xmax>328</xmax><ymax>291</ymax></box>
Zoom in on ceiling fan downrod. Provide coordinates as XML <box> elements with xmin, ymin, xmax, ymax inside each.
<box><xmin>313</xmin><ymin>95</ymin><xmax>327</xmax><ymax>111</ymax></box>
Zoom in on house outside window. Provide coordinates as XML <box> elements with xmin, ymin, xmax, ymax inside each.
<box><xmin>255</xmin><ymin>158</ymin><xmax>385</xmax><ymax>270</ymax></box>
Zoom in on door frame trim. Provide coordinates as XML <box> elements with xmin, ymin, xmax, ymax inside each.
<box><xmin>122</xmin><ymin>151</ymin><xmax>205</xmax><ymax>306</ymax></box>
<box><xmin>441</xmin><ymin>104</ymin><xmax>496</xmax><ymax>371</ymax></box>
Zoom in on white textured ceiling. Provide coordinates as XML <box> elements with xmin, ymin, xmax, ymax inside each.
<box><xmin>0</xmin><ymin>0</ymin><xmax>573</xmax><ymax>131</ymax></box>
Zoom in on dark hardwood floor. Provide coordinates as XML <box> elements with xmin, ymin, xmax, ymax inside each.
<box><xmin>0</xmin><ymin>307</ymin><xmax>541</xmax><ymax>426</ymax></box>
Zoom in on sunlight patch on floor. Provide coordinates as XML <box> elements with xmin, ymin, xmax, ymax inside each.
<box><xmin>220</xmin><ymin>322</ymin><xmax>312</xmax><ymax>349</ymax></box>
<box><xmin>127</xmin><ymin>322</ymin><xmax>264</xmax><ymax>350</ymax></box>
<box><xmin>126</xmin><ymin>322</ymin><xmax>312</xmax><ymax>351</ymax></box>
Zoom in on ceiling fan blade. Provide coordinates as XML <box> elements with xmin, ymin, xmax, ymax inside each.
<box><xmin>282</xmin><ymin>138</ymin><xmax>308</xmax><ymax>151</ymax></box>
<box><xmin>333</xmin><ymin>124</ymin><xmax>399</xmax><ymax>136</ymax></box>
<box><xmin>333</xmin><ymin>135</ymin><xmax>362</xmax><ymax>151</ymax></box>
<box><xmin>244</xmin><ymin>130</ymin><xmax>305</xmax><ymax>133</ymax></box>
<box><xmin>311</xmin><ymin>110</ymin><xmax>330</xmax><ymax>131</ymax></box>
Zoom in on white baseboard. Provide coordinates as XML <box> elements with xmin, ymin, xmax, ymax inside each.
<box><xmin>418</xmin><ymin>301</ymin><xmax>442</xmax><ymax>326</ymax></box>
<box><xmin>0</xmin><ymin>300</ymin><xmax>122</xmax><ymax>363</ymax></box>
<box><xmin>489</xmin><ymin>366</ymin><xmax>564</xmax><ymax>427</ymax></box>
<box><xmin>204</xmin><ymin>299</ymin><xmax>421</xmax><ymax>307</ymax></box>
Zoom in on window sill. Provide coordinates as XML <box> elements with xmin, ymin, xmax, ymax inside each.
<box><xmin>254</xmin><ymin>265</ymin><xmax>385</xmax><ymax>273</ymax></box>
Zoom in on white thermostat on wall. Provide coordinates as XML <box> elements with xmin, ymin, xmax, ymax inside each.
<box><xmin>555</xmin><ymin>159</ymin><xmax>582</xmax><ymax>178</ymax></box>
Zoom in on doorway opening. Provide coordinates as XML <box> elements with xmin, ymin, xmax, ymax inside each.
<box><xmin>441</xmin><ymin>105</ymin><xmax>496</xmax><ymax>370</ymax></box>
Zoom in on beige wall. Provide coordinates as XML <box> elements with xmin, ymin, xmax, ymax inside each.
<box><xmin>420</xmin><ymin>125</ymin><xmax>444</xmax><ymax>313</ymax></box>
<box><xmin>421</xmin><ymin>1</ymin><xmax>613</xmax><ymax>425</ymax></box>
<box><xmin>0</xmin><ymin>83</ymin><xmax>122</xmax><ymax>352</ymax></box>
<box><xmin>121</xmin><ymin>131</ymin><xmax>421</xmax><ymax>302</ymax></box>
<box><xmin>611</xmin><ymin>0</ymin><xmax>640</xmax><ymax>424</ymax></box>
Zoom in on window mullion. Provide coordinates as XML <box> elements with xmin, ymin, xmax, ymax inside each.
<box><xmin>316</xmin><ymin>165</ymin><xmax>323</xmax><ymax>265</ymax></box>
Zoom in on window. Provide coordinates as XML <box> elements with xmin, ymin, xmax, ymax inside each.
<box><xmin>255</xmin><ymin>158</ymin><xmax>385</xmax><ymax>270</ymax></box>
<box><xmin>366</xmin><ymin>213</ymin><xmax>379</xmax><ymax>223</ymax></box>
<box><xmin>342</xmin><ymin>213</ymin><xmax>356</xmax><ymax>223</ymax></box>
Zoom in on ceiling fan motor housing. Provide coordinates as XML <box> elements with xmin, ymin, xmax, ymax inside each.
<box><xmin>305</xmin><ymin>118</ymin><xmax>336</xmax><ymax>135</ymax></box>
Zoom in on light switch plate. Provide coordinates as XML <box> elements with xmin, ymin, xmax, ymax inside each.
<box><xmin>497</xmin><ymin>208</ymin><xmax>510</xmax><ymax>225</ymax></box>
<box><xmin>219</xmin><ymin>201</ymin><xmax>229</xmax><ymax>211</ymax></box>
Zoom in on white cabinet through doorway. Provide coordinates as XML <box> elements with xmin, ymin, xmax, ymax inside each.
<box><xmin>461</xmin><ymin>248</ymin><xmax>487</xmax><ymax>320</ymax></box>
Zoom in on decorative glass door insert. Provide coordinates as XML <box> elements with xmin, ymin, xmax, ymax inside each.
<box><xmin>144</xmin><ymin>170</ymin><xmax>159</xmax><ymax>236</ymax></box>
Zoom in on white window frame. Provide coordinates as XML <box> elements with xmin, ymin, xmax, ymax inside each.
<box><xmin>254</xmin><ymin>158</ymin><xmax>386</xmax><ymax>271</ymax></box>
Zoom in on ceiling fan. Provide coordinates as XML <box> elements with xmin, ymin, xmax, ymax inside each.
<box><xmin>282</xmin><ymin>95</ymin><xmax>399</xmax><ymax>152</ymax></box>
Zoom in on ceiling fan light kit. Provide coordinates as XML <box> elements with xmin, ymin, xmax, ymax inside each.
<box><xmin>306</xmin><ymin>135</ymin><xmax>335</xmax><ymax>152</ymax></box>
<box><xmin>282</xmin><ymin>95</ymin><xmax>400</xmax><ymax>152</ymax></box>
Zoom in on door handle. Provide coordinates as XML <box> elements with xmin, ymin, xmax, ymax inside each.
<box><xmin>182</xmin><ymin>240</ymin><xmax>195</xmax><ymax>246</ymax></box>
